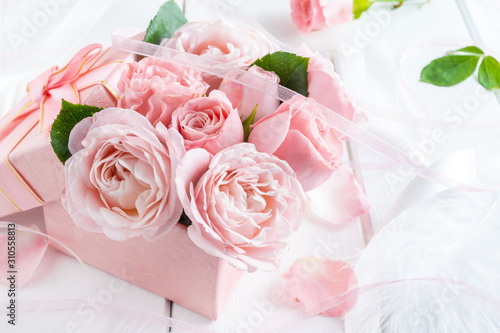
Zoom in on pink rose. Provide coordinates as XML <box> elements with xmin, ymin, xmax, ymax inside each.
<box><xmin>290</xmin><ymin>0</ymin><xmax>353</xmax><ymax>34</ymax></box>
<box><xmin>63</xmin><ymin>108</ymin><xmax>185</xmax><ymax>241</ymax></box>
<box><xmin>117</xmin><ymin>57</ymin><xmax>208</xmax><ymax>126</ymax></box>
<box><xmin>176</xmin><ymin>143</ymin><xmax>306</xmax><ymax>272</ymax></box>
<box><xmin>248</xmin><ymin>95</ymin><xmax>343</xmax><ymax>191</ymax></box>
<box><xmin>171</xmin><ymin>90</ymin><xmax>244</xmax><ymax>155</ymax></box>
<box><xmin>298</xmin><ymin>44</ymin><xmax>358</xmax><ymax>137</ymax></box>
<box><xmin>218</xmin><ymin>65</ymin><xmax>281</xmax><ymax>122</ymax></box>
<box><xmin>163</xmin><ymin>20</ymin><xmax>280</xmax><ymax>67</ymax></box>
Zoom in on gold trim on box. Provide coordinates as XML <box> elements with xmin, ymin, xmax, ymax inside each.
<box><xmin>78</xmin><ymin>80</ymin><xmax>120</xmax><ymax>100</ymax></box>
<box><xmin>0</xmin><ymin>186</ymin><xmax>22</xmax><ymax>212</ymax></box>
<box><xmin>0</xmin><ymin>100</ymin><xmax>34</xmax><ymax>132</ymax></box>
<box><xmin>5</xmin><ymin>120</ymin><xmax>45</xmax><ymax>205</ymax></box>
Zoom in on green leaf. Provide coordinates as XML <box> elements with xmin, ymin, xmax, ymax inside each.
<box><xmin>144</xmin><ymin>0</ymin><xmax>187</xmax><ymax>45</ymax></box>
<box><xmin>353</xmin><ymin>0</ymin><xmax>373</xmax><ymax>19</ymax></box>
<box><xmin>242</xmin><ymin>105</ymin><xmax>258</xmax><ymax>142</ymax></box>
<box><xmin>252</xmin><ymin>51</ymin><xmax>309</xmax><ymax>97</ymax></box>
<box><xmin>453</xmin><ymin>46</ymin><xmax>484</xmax><ymax>55</ymax></box>
<box><xmin>478</xmin><ymin>56</ymin><xmax>500</xmax><ymax>90</ymax></box>
<box><xmin>50</xmin><ymin>100</ymin><xmax>103</xmax><ymax>164</ymax></box>
<box><xmin>420</xmin><ymin>55</ymin><xmax>481</xmax><ymax>87</ymax></box>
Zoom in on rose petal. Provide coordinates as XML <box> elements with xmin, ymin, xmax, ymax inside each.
<box><xmin>163</xmin><ymin>20</ymin><xmax>280</xmax><ymax>67</ymax></box>
<box><xmin>282</xmin><ymin>257</ymin><xmax>358</xmax><ymax>317</ymax></box>
<box><xmin>0</xmin><ymin>224</ymin><xmax>48</xmax><ymax>287</ymax></box>
<box><xmin>200</xmin><ymin>100</ymin><xmax>245</xmax><ymax>155</ymax></box>
<box><xmin>219</xmin><ymin>66</ymin><xmax>281</xmax><ymax>122</ymax></box>
<box><xmin>218</xmin><ymin>78</ymin><xmax>243</xmax><ymax>109</ymax></box>
<box><xmin>297</xmin><ymin>44</ymin><xmax>358</xmax><ymax>140</ymax></box>
<box><xmin>117</xmin><ymin>57</ymin><xmax>208</xmax><ymax>126</ymax></box>
<box><xmin>307</xmin><ymin>165</ymin><xmax>370</xmax><ymax>224</ymax></box>
<box><xmin>187</xmin><ymin>226</ymin><xmax>248</xmax><ymax>271</ymax></box>
<box><xmin>68</xmin><ymin>117</ymin><xmax>94</xmax><ymax>155</ymax></box>
<box><xmin>247</xmin><ymin>107</ymin><xmax>291</xmax><ymax>154</ymax></box>
<box><xmin>172</xmin><ymin>90</ymin><xmax>244</xmax><ymax>155</ymax></box>
<box><xmin>273</xmin><ymin>130</ymin><xmax>336</xmax><ymax>191</ymax></box>
<box><xmin>175</xmin><ymin>148</ymin><xmax>212</xmax><ymax>219</ymax></box>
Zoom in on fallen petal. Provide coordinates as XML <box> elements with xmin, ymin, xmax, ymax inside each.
<box><xmin>307</xmin><ymin>165</ymin><xmax>370</xmax><ymax>224</ymax></box>
<box><xmin>282</xmin><ymin>257</ymin><xmax>358</xmax><ymax>317</ymax></box>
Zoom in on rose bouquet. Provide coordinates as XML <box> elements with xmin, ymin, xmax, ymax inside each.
<box><xmin>44</xmin><ymin>0</ymin><xmax>368</xmax><ymax>317</ymax></box>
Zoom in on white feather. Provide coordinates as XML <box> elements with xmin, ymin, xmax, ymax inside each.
<box><xmin>345</xmin><ymin>190</ymin><xmax>500</xmax><ymax>333</ymax></box>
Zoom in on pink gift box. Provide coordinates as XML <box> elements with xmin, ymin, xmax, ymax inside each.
<box><xmin>43</xmin><ymin>200</ymin><xmax>245</xmax><ymax>320</ymax></box>
<box><xmin>0</xmin><ymin>46</ymin><xmax>130</xmax><ymax>218</ymax></box>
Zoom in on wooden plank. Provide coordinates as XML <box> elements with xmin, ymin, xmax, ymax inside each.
<box><xmin>457</xmin><ymin>0</ymin><xmax>500</xmax><ymax>52</ymax></box>
<box><xmin>458</xmin><ymin>0</ymin><xmax>500</xmax><ymax>103</ymax></box>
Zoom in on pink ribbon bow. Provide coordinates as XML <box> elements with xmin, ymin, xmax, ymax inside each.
<box><xmin>26</xmin><ymin>44</ymin><xmax>108</xmax><ymax>130</ymax></box>
<box><xmin>0</xmin><ymin>44</ymin><xmax>123</xmax><ymax>214</ymax></box>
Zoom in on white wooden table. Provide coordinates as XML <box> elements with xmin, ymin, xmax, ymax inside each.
<box><xmin>1</xmin><ymin>0</ymin><xmax>499</xmax><ymax>332</ymax></box>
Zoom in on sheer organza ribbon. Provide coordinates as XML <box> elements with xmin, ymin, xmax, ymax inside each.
<box><xmin>0</xmin><ymin>44</ymin><xmax>122</xmax><ymax>213</ymax></box>
<box><xmin>110</xmin><ymin>27</ymin><xmax>489</xmax><ymax>193</ymax></box>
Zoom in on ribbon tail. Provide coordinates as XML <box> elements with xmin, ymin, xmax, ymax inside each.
<box><xmin>382</xmin><ymin>149</ymin><xmax>477</xmax><ymax>225</ymax></box>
